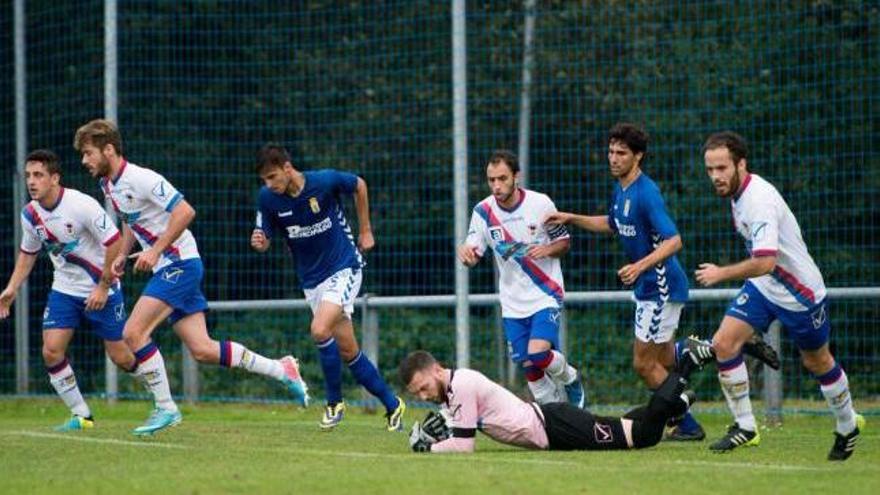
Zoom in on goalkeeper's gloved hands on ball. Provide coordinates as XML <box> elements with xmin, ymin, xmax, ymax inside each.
<box><xmin>409</xmin><ymin>411</ymin><xmax>451</xmax><ymax>453</ymax></box>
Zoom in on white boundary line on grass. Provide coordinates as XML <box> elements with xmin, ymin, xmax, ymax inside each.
<box><xmin>1</xmin><ymin>430</ymin><xmax>187</xmax><ymax>449</ymax></box>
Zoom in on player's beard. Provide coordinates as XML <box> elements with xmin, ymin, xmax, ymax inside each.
<box><xmin>97</xmin><ymin>155</ymin><xmax>112</xmax><ymax>178</ymax></box>
<box><xmin>718</xmin><ymin>168</ymin><xmax>743</xmax><ymax>198</ymax></box>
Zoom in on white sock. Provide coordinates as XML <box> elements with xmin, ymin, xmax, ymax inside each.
<box><xmin>132</xmin><ymin>347</ymin><xmax>178</xmax><ymax>413</ymax></box>
<box><xmin>819</xmin><ymin>365</ymin><xmax>857</xmax><ymax>435</ymax></box>
<box><xmin>543</xmin><ymin>350</ymin><xmax>578</xmax><ymax>385</ymax></box>
<box><xmin>48</xmin><ymin>359</ymin><xmax>91</xmax><ymax>418</ymax></box>
<box><xmin>527</xmin><ymin>374</ymin><xmax>559</xmax><ymax>404</ymax></box>
<box><xmin>228</xmin><ymin>341</ymin><xmax>284</xmax><ymax>380</ymax></box>
<box><xmin>718</xmin><ymin>359</ymin><xmax>756</xmax><ymax>431</ymax></box>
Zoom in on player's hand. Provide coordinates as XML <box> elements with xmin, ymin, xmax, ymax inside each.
<box><xmin>526</xmin><ymin>244</ymin><xmax>554</xmax><ymax>259</ymax></box>
<box><xmin>85</xmin><ymin>285</ymin><xmax>109</xmax><ymax>311</ymax></box>
<box><xmin>0</xmin><ymin>287</ymin><xmax>16</xmax><ymax>319</ymax></box>
<box><xmin>358</xmin><ymin>230</ymin><xmax>375</xmax><ymax>253</ymax></box>
<box><xmin>457</xmin><ymin>244</ymin><xmax>480</xmax><ymax>267</ymax></box>
<box><xmin>544</xmin><ymin>211</ymin><xmax>573</xmax><ymax>225</ymax></box>
<box><xmin>421</xmin><ymin>411</ymin><xmax>451</xmax><ymax>441</ymax></box>
<box><xmin>617</xmin><ymin>262</ymin><xmax>645</xmax><ymax>286</ymax></box>
<box><xmin>133</xmin><ymin>248</ymin><xmax>160</xmax><ymax>273</ymax></box>
<box><xmin>250</xmin><ymin>229</ymin><xmax>270</xmax><ymax>252</ymax></box>
<box><xmin>111</xmin><ymin>254</ymin><xmax>127</xmax><ymax>278</ymax></box>
<box><xmin>695</xmin><ymin>263</ymin><xmax>724</xmax><ymax>287</ymax></box>
<box><xmin>408</xmin><ymin>421</ymin><xmax>436</xmax><ymax>453</ymax></box>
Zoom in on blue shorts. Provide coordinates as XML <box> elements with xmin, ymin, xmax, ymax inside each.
<box><xmin>42</xmin><ymin>289</ymin><xmax>126</xmax><ymax>341</ymax></box>
<box><xmin>142</xmin><ymin>258</ymin><xmax>208</xmax><ymax>324</ymax></box>
<box><xmin>725</xmin><ymin>281</ymin><xmax>830</xmax><ymax>351</ymax></box>
<box><xmin>503</xmin><ymin>307</ymin><xmax>561</xmax><ymax>363</ymax></box>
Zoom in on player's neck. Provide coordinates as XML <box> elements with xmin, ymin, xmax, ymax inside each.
<box><xmin>618</xmin><ymin>166</ymin><xmax>641</xmax><ymax>189</ymax></box>
<box><xmin>38</xmin><ymin>186</ymin><xmax>63</xmax><ymax>210</ymax></box>
<box><xmin>497</xmin><ymin>188</ymin><xmax>522</xmax><ymax>210</ymax></box>
<box><xmin>107</xmin><ymin>155</ymin><xmax>125</xmax><ymax>180</ymax></box>
<box><xmin>286</xmin><ymin>171</ymin><xmax>305</xmax><ymax>197</ymax></box>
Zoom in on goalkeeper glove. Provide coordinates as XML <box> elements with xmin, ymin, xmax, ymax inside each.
<box><xmin>421</xmin><ymin>410</ymin><xmax>451</xmax><ymax>441</ymax></box>
<box><xmin>409</xmin><ymin>421</ymin><xmax>436</xmax><ymax>453</ymax></box>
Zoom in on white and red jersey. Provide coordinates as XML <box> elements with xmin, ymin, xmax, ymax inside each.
<box><xmin>432</xmin><ymin>368</ymin><xmax>549</xmax><ymax>453</ymax></box>
<box><xmin>465</xmin><ymin>189</ymin><xmax>568</xmax><ymax>318</ymax></box>
<box><xmin>20</xmin><ymin>188</ymin><xmax>121</xmax><ymax>298</ymax></box>
<box><xmin>732</xmin><ymin>173</ymin><xmax>826</xmax><ymax>311</ymax></box>
<box><xmin>100</xmin><ymin>159</ymin><xmax>200</xmax><ymax>271</ymax></box>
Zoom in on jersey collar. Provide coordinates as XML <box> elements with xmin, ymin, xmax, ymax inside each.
<box><xmin>497</xmin><ymin>188</ymin><xmax>526</xmax><ymax>213</ymax></box>
<box><xmin>732</xmin><ymin>173</ymin><xmax>752</xmax><ymax>202</ymax></box>
<box><xmin>39</xmin><ymin>187</ymin><xmax>65</xmax><ymax>212</ymax></box>
<box><xmin>111</xmin><ymin>158</ymin><xmax>129</xmax><ymax>185</ymax></box>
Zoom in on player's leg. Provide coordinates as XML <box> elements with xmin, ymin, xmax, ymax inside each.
<box><xmin>781</xmin><ymin>302</ymin><xmax>863</xmax><ymax>461</ymax></box>
<box><xmin>310</xmin><ymin>300</ymin><xmax>346</xmax><ymax>428</ymax></box>
<box><xmin>539</xmin><ymin>403</ymin><xmax>632</xmax><ymax>450</ymax></box>
<box><xmin>504</xmin><ymin>315</ymin><xmax>554</xmax><ymax>404</ymax></box>
<box><xmin>525</xmin><ymin>308</ymin><xmax>584</xmax><ymax>408</ymax></box>
<box><xmin>629</xmin><ymin>376</ymin><xmax>696</xmax><ymax>449</ymax></box>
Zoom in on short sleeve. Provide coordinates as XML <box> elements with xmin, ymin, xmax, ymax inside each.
<box><xmin>748</xmin><ymin>203</ymin><xmax>780</xmax><ymax>256</ymax></box>
<box><xmin>19</xmin><ymin>212</ymin><xmax>41</xmax><ymax>254</ymax></box>
<box><xmin>327</xmin><ymin>169</ymin><xmax>358</xmax><ymax>195</ymax></box>
<box><xmin>132</xmin><ymin>168</ymin><xmax>184</xmax><ymax>212</ymax></box>
<box><xmin>644</xmin><ymin>186</ymin><xmax>679</xmax><ymax>239</ymax></box>
<box><xmin>465</xmin><ymin>206</ymin><xmax>489</xmax><ymax>256</ymax></box>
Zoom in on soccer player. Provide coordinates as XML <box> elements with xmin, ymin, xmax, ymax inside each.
<box><xmin>457</xmin><ymin>150</ymin><xmax>584</xmax><ymax>407</ymax></box>
<box><xmin>545</xmin><ymin>123</ymin><xmax>704</xmax><ymax>440</ymax></box>
<box><xmin>74</xmin><ymin>120</ymin><xmax>309</xmax><ymax>436</ymax></box>
<box><xmin>251</xmin><ymin>143</ymin><xmax>405</xmax><ymax>431</ymax></box>
<box><xmin>691</xmin><ymin>131</ymin><xmax>863</xmax><ymax>460</ymax></box>
<box><xmin>0</xmin><ymin>149</ymin><xmax>134</xmax><ymax>431</ymax></box>
<box><xmin>400</xmin><ymin>350</ymin><xmax>693</xmax><ymax>453</ymax></box>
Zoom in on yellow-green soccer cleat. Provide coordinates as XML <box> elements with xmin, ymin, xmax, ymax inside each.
<box><xmin>828</xmin><ymin>414</ymin><xmax>865</xmax><ymax>461</ymax></box>
<box><xmin>320</xmin><ymin>401</ymin><xmax>346</xmax><ymax>431</ymax></box>
<box><xmin>385</xmin><ymin>396</ymin><xmax>406</xmax><ymax>432</ymax></box>
<box><xmin>709</xmin><ymin>423</ymin><xmax>760</xmax><ymax>452</ymax></box>
<box><xmin>54</xmin><ymin>415</ymin><xmax>94</xmax><ymax>432</ymax></box>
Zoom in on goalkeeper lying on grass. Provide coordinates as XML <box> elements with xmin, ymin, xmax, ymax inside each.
<box><xmin>398</xmin><ymin>350</ymin><xmax>694</xmax><ymax>453</ymax></box>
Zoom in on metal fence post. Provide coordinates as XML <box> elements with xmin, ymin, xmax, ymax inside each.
<box><xmin>182</xmin><ymin>344</ymin><xmax>198</xmax><ymax>404</ymax></box>
<box><xmin>105</xmin><ymin>355</ymin><xmax>118</xmax><ymax>404</ymax></box>
<box><xmin>763</xmin><ymin>320</ymin><xmax>783</xmax><ymax>426</ymax></box>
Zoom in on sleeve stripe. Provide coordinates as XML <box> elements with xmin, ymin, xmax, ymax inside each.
<box><xmin>20</xmin><ymin>247</ymin><xmax>40</xmax><ymax>255</ymax></box>
<box><xmin>752</xmin><ymin>249</ymin><xmax>778</xmax><ymax>257</ymax></box>
<box><xmin>451</xmin><ymin>427</ymin><xmax>477</xmax><ymax>438</ymax></box>
<box><xmin>102</xmin><ymin>231</ymin><xmax>121</xmax><ymax>246</ymax></box>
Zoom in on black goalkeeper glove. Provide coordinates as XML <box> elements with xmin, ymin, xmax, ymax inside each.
<box><xmin>409</xmin><ymin>421</ymin><xmax>435</xmax><ymax>453</ymax></box>
<box><xmin>421</xmin><ymin>410</ymin><xmax>451</xmax><ymax>441</ymax></box>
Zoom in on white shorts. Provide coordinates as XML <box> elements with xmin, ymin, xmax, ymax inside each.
<box><xmin>633</xmin><ymin>300</ymin><xmax>683</xmax><ymax>344</ymax></box>
<box><xmin>303</xmin><ymin>268</ymin><xmax>362</xmax><ymax>319</ymax></box>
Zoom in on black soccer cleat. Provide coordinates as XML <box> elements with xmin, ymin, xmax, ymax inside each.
<box><xmin>742</xmin><ymin>334</ymin><xmax>781</xmax><ymax>370</ymax></box>
<box><xmin>709</xmin><ymin>423</ymin><xmax>760</xmax><ymax>452</ymax></box>
<box><xmin>828</xmin><ymin>414</ymin><xmax>865</xmax><ymax>461</ymax></box>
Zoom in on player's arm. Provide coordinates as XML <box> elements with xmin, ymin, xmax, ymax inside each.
<box><xmin>618</xmin><ymin>235</ymin><xmax>683</xmax><ymax>285</ymax></box>
<box><xmin>458</xmin><ymin>209</ymin><xmax>488</xmax><ymax>267</ymax></box>
<box><xmin>85</xmin><ymin>234</ymin><xmax>123</xmax><ymax>311</ymax></box>
<box><xmin>0</xmin><ymin>251</ymin><xmax>38</xmax><ymax>319</ymax></box>
<box><xmin>251</xmin><ymin>195</ymin><xmax>274</xmax><ymax>253</ymax></box>
<box><xmin>353</xmin><ymin>176</ymin><xmax>375</xmax><ymax>252</ymax></box>
<box><xmin>545</xmin><ymin>212</ymin><xmax>613</xmax><ymax>235</ymax></box>
<box><xmin>695</xmin><ymin>255</ymin><xmax>777</xmax><ymax>287</ymax></box>
<box><xmin>134</xmin><ymin>199</ymin><xmax>195</xmax><ymax>273</ymax></box>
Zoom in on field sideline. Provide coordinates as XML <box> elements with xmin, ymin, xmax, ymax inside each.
<box><xmin>1</xmin><ymin>399</ymin><xmax>876</xmax><ymax>495</ymax></box>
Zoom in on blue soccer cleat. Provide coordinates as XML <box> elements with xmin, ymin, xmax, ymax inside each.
<box><xmin>132</xmin><ymin>407</ymin><xmax>182</xmax><ymax>436</ymax></box>
<box><xmin>564</xmin><ymin>378</ymin><xmax>586</xmax><ymax>409</ymax></box>
<box><xmin>54</xmin><ymin>415</ymin><xmax>94</xmax><ymax>432</ymax></box>
<box><xmin>385</xmin><ymin>396</ymin><xmax>406</xmax><ymax>432</ymax></box>
<box><xmin>320</xmin><ymin>401</ymin><xmax>346</xmax><ymax>431</ymax></box>
<box><xmin>279</xmin><ymin>355</ymin><xmax>310</xmax><ymax>407</ymax></box>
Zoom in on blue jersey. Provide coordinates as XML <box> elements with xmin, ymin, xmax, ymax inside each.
<box><xmin>608</xmin><ymin>173</ymin><xmax>688</xmax><ymax>303</ymax></box>
<box><xmin>256</xmin><ymin>169</ymin><xmax>364</xmax><ymax>289</ymax></box>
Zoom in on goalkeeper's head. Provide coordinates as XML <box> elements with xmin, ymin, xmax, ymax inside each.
<box><xmin>399</xmin><ymin>350</ymin><xmax>448</xmax><ymax>404</ymax></box>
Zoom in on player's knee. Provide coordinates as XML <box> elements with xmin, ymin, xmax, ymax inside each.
<box><xmin>189</xmin><ymin>342</ymin><xmax>218</xmax><ymax>364</ymax></box>
<box><xmin>712</xmin><ymin>333</ymin><xmax>740</xmax><ymax>360</ymax></box>
<box><xmin>309</xmin><ymin>322</ymin><xmax>333</xmax><ymax>342</ymax></box>
<box><xmin>802</xmin><ymin>350</ymin><xmax>835</xmax><ymax>375</ymax></box>
<box><xmin>632</xmin><ymin>355</ymin><xmax>653</xmax><ymax>379</ymax></box>
<box><xmin>41</xmin><ymin>345</ymin><xmax>64</xmax><ymax>366</ymax></box>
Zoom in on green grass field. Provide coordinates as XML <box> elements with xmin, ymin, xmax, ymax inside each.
<box><xmin>0</xmin><ymin>399</ymin><xmax>876</xmax><ymax>495</ymax></box>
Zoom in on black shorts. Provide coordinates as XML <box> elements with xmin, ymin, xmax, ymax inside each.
<box><xmin>539</xmin><ymin>402</ymin><xmax>629</xmax><ymax>451</ymax></box>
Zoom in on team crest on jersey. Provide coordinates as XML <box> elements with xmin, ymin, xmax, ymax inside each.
<box><xmin>593</xmin><ymin>422</ymin><xmax>613</xmax><ymax>443</ymax></box>
<box><xmin>309</xmin><ymin>197</ymin><xmax>320</xmax><ymax>214</ymax></box>
<box><xmin>35</xmin><ymin>226</ymin><xmax>48</xmax><ymax>241</ymax></box>
<box><xmin>152</xmin><ymin>181</ymin><xmax>168</xmax><ymax>200</ymax></box>
<box><xmin>811</xmin><ymin>305</ymin><xmax>827</xmax><ymax>329</ymax></box>
<box><xmin>65</xmin><ymin>222</ymin><xmax>75</xmax><ymax>236</ymax></box>
<box><xmin>488</xmin><ymin>226</ymin><xmax>504</xmax><ymax>242</ymax></box>
<box><xmin>737</xmin><ymin>293</ymin><xmax>749</xmax><ymax>306</ymax></box>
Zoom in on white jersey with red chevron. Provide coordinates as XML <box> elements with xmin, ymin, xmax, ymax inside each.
<box><xmin>100</xmin><ymin>160</ymin><xmax>200</xmax><ymax>271</ymax></box>
<box><xmin>731</xmin><ymin>173</ymin><xmax>826</xmax><ymax>311</ymax></box>
<box><xmin>465</xmin><ymin>189</ymin><xmax>569</xmax><ymax>318</ymax></box>
<box><xmin>20</xmin><ymin>187</ymin><xmax>121</xmax><ymax>298</ymax></box>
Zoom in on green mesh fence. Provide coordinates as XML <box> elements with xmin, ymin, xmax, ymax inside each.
<box><xmin>1</xmin><ymin>1</ymin><xmax>877</xmax><ymax>408</ymax></box>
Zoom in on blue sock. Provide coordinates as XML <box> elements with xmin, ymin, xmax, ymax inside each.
<box><xmin>317</xmin><ymin>337</ymin><xmax>343</xmax><ymax>405</ymax></box>
<box><xmin>678</xmin><ymin>411</ymin><xmax>702</xmax><ymax>433</ymax></box>
<box><xmin>347</xmin><ymin>351</ymin><xmax>399</xmax><ymax>413</ymax></box>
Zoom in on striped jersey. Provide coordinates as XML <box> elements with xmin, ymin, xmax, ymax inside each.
<box><xmin>731</xmin><ymin>173</ymin><xmax>826</xmax><ymax>311</ymax></box>
<box><xmin>100</xmin><ymin>160</ymin><xmax>200</xmax><ymax>271</ymax></box>
<box><xmin>465</xmin><ymin>189</ymin><xmax>568</xmax><ymax>318</ymax></box>
<box><xmin>20</xmin><ymin>187</ymin><xmax>121</xmax><ymax>297</ymax></box>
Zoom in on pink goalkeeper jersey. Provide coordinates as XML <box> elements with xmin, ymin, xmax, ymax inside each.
<box><xmin>431</xmin><ymin>368</ymin><xmax>548</xmax><ymax>453</ymax></box>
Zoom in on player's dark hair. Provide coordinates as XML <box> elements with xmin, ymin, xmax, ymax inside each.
<box><xmin>74</xmin><ymin>119</ymin><xmax>124</xmax><ymax>155</ymax></box>
<box><xmin>398</xmin><ymin>350</ymin><xmax>438</xmax><ymax>386</ymax></box>
<box><xmin>256</xmin><ymin>143</ymin><xmax>291</xmax><ymax>174</ymax></box>
<box><xmin>703</xmin><ymin>131</ymin><xmax>749</xmax><ymax>165</ymax></box>
<box><xmin>488</xmin><ymin>149</ymin><xmax>519</xmax><ymax>174</ymax></box>
<box><xmin>608</xmin><ymin>123</ymin><xmax>649</xmax><ymax>165</ymax></box>
<box><xmin>26</xmin><ymin>149</ymin><xmax>62</xmax><ymax>177</ymax></box>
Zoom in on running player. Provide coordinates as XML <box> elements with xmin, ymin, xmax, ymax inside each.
<box><xmin>251</xmin><ymin>143</ymin><xmax>405</xmax><ymax>431</ymax></box>
<box><xmin>74</xmin><ymin>120</ymin><xmax>308</xmax><ymax>436</ymax></box>
<box><xmin>457</xmin><ymin>150</ymin><xmax>585</xmax><ymax>407</ymax></box>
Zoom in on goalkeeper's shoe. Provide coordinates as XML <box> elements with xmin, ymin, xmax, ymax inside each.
<box><xmin>54</xmin><ymin>415</ymin><xmax>94</xmax><ymax>432</ymax></box>
<box><xmin>385</xmin><ymin>396</ymin><xmax>406</xmax><ymax>432</ymax></box>
<box><xmin>564</xmin><ymin>378</ymin><xmax>586</xmax><ymax>409</ymax></box>
<box><xmin>742</xmin><ymin>334</ymin><xmax>781</xmax><ymax>370</ymax></box>
<box><xmin>279</xmin><ymin>355</ymin><xmax>310</xmax><ymax>407</ymax></box>
<box><xmin>132</xmin><ymin>407</ymin><xmax>182</xmax><ymax>436</ymax></box>
<box><xmin>709</xmin><ymin>423</ymin><xmax>760</xmax><ymax>452</ymax></box>
<box><xmin>828</xmin><ymin>414</ymin><xmax>865</xmax><ymax>461</ymax></box>
<box><xmin>320</xmin><ymin>402</ymin><xmax>345</xmax><ymax>431</ymax></box>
